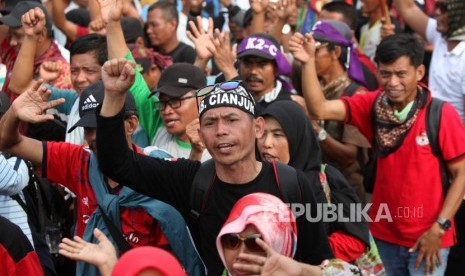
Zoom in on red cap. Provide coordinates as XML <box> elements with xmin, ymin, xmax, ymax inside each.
<box><xmin>111</xmin><ymin>246</ymin><xmax>187</xmax><ymax>276</ymax></box>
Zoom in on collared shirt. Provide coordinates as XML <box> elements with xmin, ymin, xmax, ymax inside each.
<box><xmin>426</xmin><ymin>18</ymin><xmax>465</xmax><ymax>122</ymax></box>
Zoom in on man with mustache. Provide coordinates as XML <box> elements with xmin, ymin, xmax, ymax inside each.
<box><xmin>236</xmin><ymin>33</ymin><xmax>300</xmax><ymax>112</ymax></box>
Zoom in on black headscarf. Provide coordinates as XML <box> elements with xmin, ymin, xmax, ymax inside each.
<box><xmin>259</xmin><ymin>100</ymin><xmax>321</xmax><ymax>172</ymax></box>
<box><xmin>260</xmin><ymin>100</ymin><xmax>370</xmax><ymax>247</ymax></box>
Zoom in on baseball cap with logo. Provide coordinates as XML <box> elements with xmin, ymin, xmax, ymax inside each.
<box><xmin>149</xmin><ymin>63</ymin><xmax>206</xmax><ymax>98</ymax></box>
<box><xmin>0</xmin><ymin>1</ymin><xmax>53</xmax><ymax>35</ymax></box>
<box><xmin>237</xmin><ymin>34</ymin><xmax>292</xmax><ymax>75</ymax></box>
<box><xmin>68</xmin><ymin>81</ymin><xmax>137</xmax><ymax>133</ymax></box>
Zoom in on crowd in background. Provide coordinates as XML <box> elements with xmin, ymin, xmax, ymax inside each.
<box><xmin>1</xmin><ymin>0</ymin><xmax>464</xmax><ymax>275</ymax></box>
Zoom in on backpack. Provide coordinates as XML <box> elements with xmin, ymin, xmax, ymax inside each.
<box><xmin>363</xmin><ymin>98</ymin><xmax>448</xmax><ymax>194</ymax></box>
<box><xmin>2</xmin><ymin>153</ymin><xmax>69</xmax><ymax>276</ymax></box>
<box><xmin>81</xmin><ymin>152</ymin><xmax>205</xmax><ymax>276</ymax></box>
<box><xmin>189</xmin><ymin>159</ymin><xmax>303</xmax><ymax>220</ymax></box>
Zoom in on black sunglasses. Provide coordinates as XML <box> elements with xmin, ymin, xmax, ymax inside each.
<box><xmin>435</xmin><ymin>1</ymin><xmax>447</xmax><ymax>13</ymax></box>
<box><xmin>153</xmin><ymin>95</ymin><xmax>196</xmax><ymax>111</ymax></box>
<box><xmin>220</xmin><ymin>233</ymin><xmax>264</xmax><ymax>253</ymax></box>
<box><xmin>196</xmin><ymin>81</ymin><xmax>255</xmax><ymax>102</ymax></box>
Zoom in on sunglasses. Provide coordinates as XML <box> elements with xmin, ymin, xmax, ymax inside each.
<box><xmin>153</xmin><ymin>95</ymin><xmax>196</xmax><ymax>111</ymax></box>
<box><xmin>221</xmin><ymin>233</ymin><xmax>264</xmax><ymax>253</ymax></box>
<box><xmin>435</xmin><ymin>1</ymin><xmax>447</xmax><ymax>13</ymax></box>
<box><xmin>315</xmin><ymin>42</ymin><xmax>329</xmax><ymax>51</ymax></box>
<box><xmin>196</xmin><ymin>81</ymin><xmax>255</xmax><ymax>102</ymax></box>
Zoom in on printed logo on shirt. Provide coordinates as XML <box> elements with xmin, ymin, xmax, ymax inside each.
<box><xmin>416</xmin><ymin>130</ymin><xmax>429</xmax><ymax>146</ymax></box>
<box><xmin>82</xmin><ymin>95</ymin><xmax>99</xmax><ymax>111</ymax></box>
<box><xmin>82</xmin><ymin>196</ymin><xmax>89</xmax><ymax>208</ymax></box>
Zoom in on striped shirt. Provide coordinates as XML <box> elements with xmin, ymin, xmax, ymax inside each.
<box><xmin>0</xmin><ymin>154</ymin><xmax>33</xmax><ymax>246</ymax></box>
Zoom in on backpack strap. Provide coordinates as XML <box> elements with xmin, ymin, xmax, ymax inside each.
<box><xmin>190</xmin><ymin>159</ymin><xmax>216</xmax><ymax>219</ymax></box>
<box><xmin>343</xmin><ymin>81</ymin><xmax>362</xmax><ymax>97</ymax></box>
<box><xmin>271</xmin><ymin>161</ymin><xmax>303</xmax><ymax>205</ymax></box>
<box><xmin>98</xmin><ymin>206</ymin><xmax>132</xmax><ymax>253</ymax></box>
<box><xmin>426</xmin><ymin>98</ymin><xmax>449</xmax><ymax>197</ymax></box>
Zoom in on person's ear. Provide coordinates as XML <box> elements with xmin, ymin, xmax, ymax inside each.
<box><xmin>254</xmin><ymin>116</ymin><xmax>265</xmax><ymax>139</ymax></box>
<box><xmin>332</xmin><ymin>45</ymin><xmax>342</xmax><ymax>60</ymax></box>
<box><xmin>416</xmin><ymin>64</ymin><xmax>425</xmax><ymax>81</ymax></box>
<box><xmin>125</xmin><ymin>115</ymin><xmax>139</xmax><ymax>135</ymax></box>
<box><xmin>135</xmin><ymin>37</ymin><xmax>145</xmax><ymax>46</ymax></box>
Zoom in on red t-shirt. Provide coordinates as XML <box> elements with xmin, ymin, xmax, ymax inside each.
<box><xmin>342</xmin><ymin>90</ymin><xmax>465</xmax><ymax>248</ymax></box>
<box><xmin>44</xmin><ymin>142</ymin><xmax>168</xmax><ymax>248</ymax></box>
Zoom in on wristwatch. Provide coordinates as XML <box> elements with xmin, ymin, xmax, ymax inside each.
<box><xmin>318</xmin><ymin>129</ymin><xmax>328</xmax><ymax>142</ymax></box>
<box><xmin>436</xmin><ymin>217</ymin><xmax>451</xmax><ymax>231</ymax></box>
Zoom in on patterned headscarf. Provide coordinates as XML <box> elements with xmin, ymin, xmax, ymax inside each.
<box><xmin>446</xmin><ymin>0</ymin><xmax>465</xmax><ymax>40</ymax></box>
<box><xmin>216</xmin><ymin>193</ymin><xmax>297</xmax><ymax>267</ymax></box>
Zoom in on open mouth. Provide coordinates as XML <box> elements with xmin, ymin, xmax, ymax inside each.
<box><xmin>261</xmin><ymin>153</ymin><xmax>277</xmax><ymax>161</ymax></box>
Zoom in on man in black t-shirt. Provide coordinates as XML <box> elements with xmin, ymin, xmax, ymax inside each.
<box><xmin>95</xmin><ymin>58</ymin><xmax>333</xmax><ymax>275</ymax></box>
<box><xmin>145</xmin><ymin>1</ymin><xmax>196</xmax><ymax>64</ymax></box>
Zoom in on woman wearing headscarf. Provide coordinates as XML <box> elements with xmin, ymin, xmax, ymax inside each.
<box><xmin>307</xmin><ymin>20</ymin><xmax>372</xmax><ymax>204</ymax></box>
<box><xmin>257</xmin><ymin>100</ymin><xmax>371</xmax><ymax>264</ymax></box>
<box><xmin>217</xmin><ymin>192</ymin><xmax>367</xmax><ymax>276</ymax></box>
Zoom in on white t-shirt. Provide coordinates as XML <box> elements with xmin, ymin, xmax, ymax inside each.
<box><xmin>426</xmin><ymin>18</ymin><xmax>465</xmax><ymax>121</ymax></box>
<box><xmin>152</xmin><ymin>127</ymin><xmax>211</xmax><ymax>162</ymax></box>
<box><xmin>359</xmin><ymin>20</ymin><xmax>382</xmax><ymax>61</ymax></box>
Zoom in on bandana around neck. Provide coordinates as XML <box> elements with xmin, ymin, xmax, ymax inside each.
<box><xmin>374</xmin><ymin>86</ymin><xmax>427</xmax><ymax>156</ymax></box>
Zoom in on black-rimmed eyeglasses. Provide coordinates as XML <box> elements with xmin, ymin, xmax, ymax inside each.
<box><xmin>153</xmin><ymin>95</ymin><xmax>196</xmax><ymax>111</ymax></box>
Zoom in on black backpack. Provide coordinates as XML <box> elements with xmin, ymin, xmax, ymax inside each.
<box><xmin>363</xmin><ymin>98</ymin><xmax>449</xmax><ymax>195</ymax></box>
<box><xmin>189</xmin><ymin>159</ymin><xmax>303</xmax><ymax>220</ymax></box>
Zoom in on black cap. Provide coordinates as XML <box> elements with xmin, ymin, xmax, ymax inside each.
<box><xmin>0</xmin><ymin>0</ymin><xmax>40</xmax><ymax>15</ymax></box>
<box><xmin>0</xmin><ymin>1</ymin><xmax>53</xmax><ymax>35</ymax></box>
<box><xmin>68</xmin><ymin>81</ymin><xmax>137</xmax><ymax>133</ymax></box>
<box><xmin>0</xmin><ymin>92</ymin><xmax>11</xmax><ymax>114</ymax></box>
<box><xmin>149</xmin><ymin>63</ymin><xmax>206</xmax><ymax>98</ymax></box>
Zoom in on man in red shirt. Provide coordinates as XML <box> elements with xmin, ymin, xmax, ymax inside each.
<box><xmin>0</xmin><ymin>1</ymin><xmax>72</xmax><ymax>102</ymax></box>
<box><xmin>290</xmin><ymin>32</ymin><xmax>465</xmax><ymax>275</ymax></box>
<box><xmin>0</xmin><ymin>80</ymin><xmax>203</xmax><ymax>275</ymax></box>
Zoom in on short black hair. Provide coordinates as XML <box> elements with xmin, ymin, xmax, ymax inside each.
<box><xmin>374</xmin><ymin>33</ymin><xmax>424</xmax><ymax>67</ymax></box>
<box><xmin>321</xmin><ymin>1</ymin><xmax>357</xmax><ymax>30</ymax></box>
<box><xmin>327</xmin><ymin>43</ymin><xmax>349</xmax><ymax>69</ymax></box>
<box><xmin>69</xmin><ymin>34</ymin><xmax>108</xmax><ymax>66</ymax></box>
<box><xmin>148</xmin><ymin>0</ymin><xmax>178</xmax><ymax>28</ymax></box>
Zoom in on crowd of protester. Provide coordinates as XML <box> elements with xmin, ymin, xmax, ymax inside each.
<box><xmin>0</xmin><ymin>0</ymin><xmax>464</xmax><ymax>275</ymax></box>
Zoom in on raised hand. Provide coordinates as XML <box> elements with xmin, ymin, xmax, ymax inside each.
<box><xmin>276</xmin><ymin>0</ymin><xmax>297</xmax><ymax>22</ymax></box>
<box><xmin>39</xmin><ymin>61</ymin><xmax>63</xmax><ymax>83</ymax></box>
<box><xmin>97</xmin><ymin>0</ymin><xmax>123</xmax><ymax>24</ymax></box>
<box><xmin>59</xmin><ymin>228</ymin><xmax>118</xmax><ymax>273</ymax></box>
<box><xmin>288</xmin><ymin>32</ymin><xmax>316</xmax><ymax>64</ymax></box>
<box><xmin>21</xmin><ymin>7</ymin><xmax>46</xmax><ymax>37</ymax></box>
<box><xmin>11</xmin><ymin>80</ymin><xmax>65</xmax><ymax>124</ymax></box>
<box><xmin>233</xmin><ymin>238</ymin><xmax>303</xmax><ymax>276</ymax></box>
<box><xmin>187</xmin><ymin>16</ymin><xmax>214</xmax><ymax>60</ymax></box>
<box><xmin>88</xmin><ymin>18</ymin><xmax>107</xmax><ymax>34</ymax></box>
<box><xmin>207</xmin><ymin>29</ymin><xmax>238</xmax><ymax>80</ymax></box>
<box><xmin>250</xmin><ymin>0</ymin><xmax>270</xmax><ymax>14</ymax></box>
<box><xmin>101</xmin><ymin>58</ymin><xmax>136</xmax><ymax>97</ymax></box>
<box><xmin>187</xmin><ymin>118</ymin><xmax>205</xmax><ymax>161</ymax></box>
<box><xmin>380</xmin><ymin>17</ymin><xmax>396</xmax><ymax>39</ymax></box>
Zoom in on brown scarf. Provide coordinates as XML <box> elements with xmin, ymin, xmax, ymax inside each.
<box><xmin>374</xmin><ymin>86</ymin><xmax>427</xmax><ymax>156</ymax></box>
